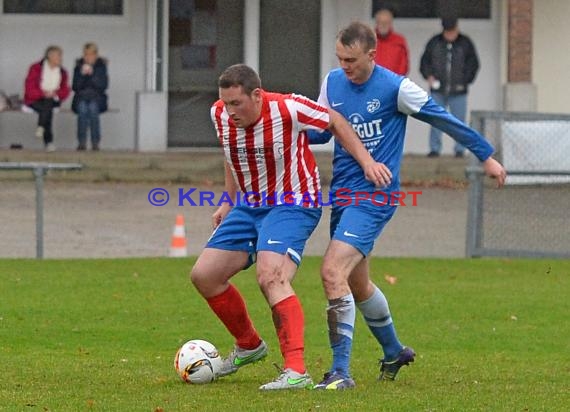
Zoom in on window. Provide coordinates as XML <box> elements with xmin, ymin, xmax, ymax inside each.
<box><xmin>169</xmin><ymin>0</ymin><xmax>217</xmax><ymax>70</ymax></box>
<box><xmin>372</xmin><ymin>0</ymin><xmax>491</xmax><ymax>19</ymax></box>
<box><xmin>3</xmin><ymin>0</ymin><xmax>123</xmax><ymax>15</ymax></box>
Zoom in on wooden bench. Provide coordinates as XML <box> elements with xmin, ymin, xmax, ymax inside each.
<box><xmin>0</xmin><ymin>105</ymin><xmax>120</xmax><ymax>150</ymax></box>
<box><xmin>0</xmin><ymin>105</ymin><xmax>119</xmax><ymax>114</ymax></box>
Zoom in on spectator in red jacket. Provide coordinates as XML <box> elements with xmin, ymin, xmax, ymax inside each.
<box><xmin>374</xmin><ymin>7</ymin><xmax>409</xmax><ymax>76</ymax></box>
<box><xmin>24</xmin><ymin>46</ymin><xmax>70</xmax><ymax>152</ymax></box>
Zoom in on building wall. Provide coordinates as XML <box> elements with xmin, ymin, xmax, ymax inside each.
<box><xmin>318</xmin><ymin>0</ymin><xmax>502</xmax><ymax>155</ymax></box>
<box><xmin>533</xmin><ymin>0</ymin><xmax>570</xmax><ymax>113</ymax></box>
<box><xmin>0</xmin><ymin>1</ymin><xmax>516</xmax><ymax>152</ymax></box>
<box><xmin>0</xmin><ymin>0</ymin><xmax>147</xmax><ymax>150</ymax></box>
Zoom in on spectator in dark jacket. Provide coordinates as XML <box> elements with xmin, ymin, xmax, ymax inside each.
<box><xmin>24</xmin><ymin>45</ymin><xmax>70</xmax><ymax>152</ymax></box>
<box><xmin>420</xmin><ymin>16</ymin><xmax>480</xmax><ymax>157</ymax></box>
<box><xmin>72</xmin><ymin>42</ymin><xmax>108</xmax><ymax>151</ymax></box>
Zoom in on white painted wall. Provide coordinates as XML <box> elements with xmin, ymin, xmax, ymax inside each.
<box><xmin>533</xmin><ymin>0</ymin><xmax>570</xmax><ymax>114</ymax></box>
<box><xmin>0</xmin><ymin>0</ymin><xmax>506</xmax><ymax>152</ymax></box>
<box><xmin>317</xmin><ymin>0</ymin><xmax>502</xmax><ymax>155</ymax></box>
<box><xmin>0</xmin><ymin>0</ymin><xmax>147</xmax><ymax>150</ymax></box>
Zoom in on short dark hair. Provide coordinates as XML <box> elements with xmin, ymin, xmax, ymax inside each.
<box><xmin>442</xmin><ymin>16</ymin><xmax>458</xmax><ymax>30</ymax></box>
<box><xmin>337</xmin><ymin>22</ymin><xmax>377</xmax><ymax>51</ymax></box>
<box><xmin>218</xmin><ymin>64</ymin><xmax>261</xmax><ymax>95</ymax></box>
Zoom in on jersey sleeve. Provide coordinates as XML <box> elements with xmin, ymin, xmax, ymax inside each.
<box><xmin>306</xmin><ymin>74</ymin><xmax>334</xmax><ymax>145</ymax></box>
<box><xmin>210</xmin><ymin>103</ymin><xmax>224</xmax><ymax>144</ymax></box>
<box><xmin>316</xmin><ymin>74</ymin><xmax>330</xmax><ymax>108</ymax></box>
<box><xmin>291</xmin><ymin>94</ymin><xmax>330</xmax><ymax>133</ymax></box>
<box><xmin>397</xmin><ymin>78</ymin><xmax>494</xmax><ymax>161</ymax></box>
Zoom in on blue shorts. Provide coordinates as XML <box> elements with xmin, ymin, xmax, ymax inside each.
<box><xmin>206</xmin><ymin>205</ymin><xmax>322</xmax><ymax>265</ymax></box>
<box><xmin>330</xmin><ymin>202</ymin><xmax>397</xmax><ymax>256</ymax></box>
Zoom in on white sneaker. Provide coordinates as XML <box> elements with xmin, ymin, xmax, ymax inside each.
<box><xmin>45</xmin><ymin>143</ymin><xmax>56</xmax><ymax>152</ymax></box>
<box><xmin>35</xmin><ymin>126</ymin><xmax>44</xmax><ymax>139</ymax></box>
<box><xmin>217</xmin><ymin>340</ymin><xmax>268</xmax><ymax>377</ymax></box>
<box><xmin>259</xmin><ymin>367</ymin><xmax>313</xmax><ymax>390</ymax></box>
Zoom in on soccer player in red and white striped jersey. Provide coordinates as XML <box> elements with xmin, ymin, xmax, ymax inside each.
<box><xmin>211</xmin><ymin>91</ymin><xmax>328</xmax><ymax>207</ymax></box>
<box><xmin>190</xmin><ymin>64</ymin><xmax>390</xmax><ymax>390</ymax></box>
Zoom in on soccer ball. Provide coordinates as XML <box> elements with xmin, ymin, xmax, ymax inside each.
<box><xmin>174</xmin><ymin>339</ymin><xmax>223</xmax><ymax>384</ymax></box>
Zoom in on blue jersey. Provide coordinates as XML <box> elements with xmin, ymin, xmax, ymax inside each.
<box><xmin>309</xmin><ymin>65</ymin><xmax>494</xmax><ymax>197</ymax></box>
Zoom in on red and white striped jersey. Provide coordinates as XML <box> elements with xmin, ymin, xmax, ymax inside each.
<box><xmin>211</xmin><ymin>90</ymin><xmax>330</xmax><ymax>207</ymax></box>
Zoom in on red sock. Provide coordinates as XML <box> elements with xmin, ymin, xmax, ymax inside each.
<box><xmin>206</xmin><ymin>284</ymin><xmax>261</xmax><ymax>350</ymax></box>
<box><xmin>272</xmin><ymin>295</ymin><xmax>305</xmax><ymax>374</ymax></box>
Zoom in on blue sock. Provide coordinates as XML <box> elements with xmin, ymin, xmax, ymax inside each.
<box><xmin>327</xmin><ymin>294</ymin><xmax>355</xmax><ymax>378</ymax></box>
<box><xmin>356</xmin><ymin>286</ymin><xmax>403</xmax><ymax>361</ymax></box>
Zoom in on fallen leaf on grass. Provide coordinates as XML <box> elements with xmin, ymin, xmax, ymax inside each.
<box><xmin>154</xmin><ymin>376</ymin><xmax>168</xmax><ymax>384</ymax></box>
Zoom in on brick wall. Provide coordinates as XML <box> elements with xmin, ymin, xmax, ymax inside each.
<box><xmin>508</xmin><ymin>0</ymin><xmax>533</xmax><ymax>82</ymax></box>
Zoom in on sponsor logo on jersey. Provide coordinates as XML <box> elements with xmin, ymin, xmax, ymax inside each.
<box><xmin>348</xmin><ymin>113</ymin><xmax>383</xmax><ymax>149</ymax></box>
<box><xmin>367</xmin><ymin>98</ymin><xmax>381</xmax><ymax>113</ymax></box>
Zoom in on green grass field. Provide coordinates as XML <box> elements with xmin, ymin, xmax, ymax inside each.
<box><xmin>0</xmin><ymin>258</ymin><xmax>568</xmax><ymax>411</ymax></box>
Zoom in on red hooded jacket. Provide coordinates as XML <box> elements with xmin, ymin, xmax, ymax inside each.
<box><xmin>375</xmin><ymin>31</ymin><xmax>409</xmax><ymax>76</ymax></box>
<box><xmin>24</xmin><ymin>60</ymin><xmax>70</xmax><ymax>106</ymax></box>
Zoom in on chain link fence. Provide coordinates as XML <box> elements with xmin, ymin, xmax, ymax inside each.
<box><xmin>466</xmin><ymin>111</ymin><xmax>570</xmax><ymax>258</ymax></box>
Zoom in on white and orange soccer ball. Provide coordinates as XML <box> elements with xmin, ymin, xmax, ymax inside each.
<box><xmin>174</xmin><ymin>339</ymin><xmax>223</xmax><ymax>384</ymax></box>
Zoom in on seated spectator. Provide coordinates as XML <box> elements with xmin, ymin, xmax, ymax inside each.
<box><xmin>72</xmin><ymin>42</ymin><xmax>109</xmax><ymax>151</ymax></box>
<box><xmin>24</xmin><ymin>46</ymin><xmax>70</xmax><ymax>152</ymax></box>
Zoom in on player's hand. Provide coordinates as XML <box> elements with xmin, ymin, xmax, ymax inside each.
<box><xmin>212</xmin><ymin>203</ymin><xmax>232</xmax><ymax>229</ymax></box>
<box><xmin>483</xmin><ymin>157</ymin><xmax>507</xmax><ymax>188</ymax></box>
<box><xmin>363</xmin><ymin>161</ymin><xmax>392</xmax><ymax>188</ymax></box>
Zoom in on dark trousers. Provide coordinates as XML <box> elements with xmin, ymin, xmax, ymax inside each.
<box><xmin>30</xmin><ymin>98</ymin><xmax>60</xmax><ymax>145</ymax></box>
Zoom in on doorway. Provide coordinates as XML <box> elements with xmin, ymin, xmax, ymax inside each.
<box><xmin>167</xmin><ymin>0</ymin><xmax>244</xmax><ymax>147</ymax></box>
<box><xmin>259</xmin><ymin>0</ymin><xmax>321</xmax><ymax>99</ymax></box>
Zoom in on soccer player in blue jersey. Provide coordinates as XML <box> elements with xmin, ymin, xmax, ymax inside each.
<box><xmin>309</xmin><ymin>22</ymin><xmax>506</xmax><ymax>390</ymax></box>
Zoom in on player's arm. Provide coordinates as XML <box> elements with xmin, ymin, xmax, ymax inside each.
<box><xmin>212</xmin><ymin>161</ymin><xmax>236</xmax><ymax>229</ymax></box>
<box><xmin>413</xmin><ymin>104</ymin><xmax>506</xmax><ymax>186</ymax></box>
<box><xmin>397</xmin><ymin>78</ymin><xmax>506</xmax><ymax>187</ymax></box>
<box><xmin>307</xmin><ymin>129</ymin><xmax>333</xmax><ymax>145</ymax></box>
<box><xmin>327</xmin><ymin>108</ymin><xmax>392</xmax><ymax>187</ymax></box>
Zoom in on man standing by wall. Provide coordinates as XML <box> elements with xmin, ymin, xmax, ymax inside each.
<box><xmin>420</xmin><ymin>16</ymin><xmax>480</xmax><ymax>157</ymax></box>
<box><xmin>374</xmin><ymin>7</ymin><xmax>409</xmax><ymax>75</ymax></box>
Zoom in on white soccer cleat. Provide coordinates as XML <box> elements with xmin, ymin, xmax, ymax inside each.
<box><xmin>259</xmin><ymin>367</ymin><xmax>313</xmax><ymax>390</ymax></box>
<box><xmin>217</xmin><ymin>340</ymin><xmax>268</xmax><ymax>377</ymax></box>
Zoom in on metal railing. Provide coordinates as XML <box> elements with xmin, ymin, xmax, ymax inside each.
<box><xmin>466</xmin><ymin>111</ymin><xmax>570</xmax><ymax>258</ymax></box>
<box><xmin>0</xmin><ymin>162</ymin><xmax>83</xmax><ymax>258</ymax></box>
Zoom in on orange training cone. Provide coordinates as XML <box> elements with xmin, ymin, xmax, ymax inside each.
<box><xmin>169</xmin><ymin>214</ymin><xmax>188</xmax><ymax>257</ymax></box>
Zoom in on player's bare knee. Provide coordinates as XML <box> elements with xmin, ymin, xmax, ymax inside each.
<box><xmin>257</xmin><ymin>264</ymin><xmax>283</xmax><ymax>292</ymax></box>
<box><xmin>189</xmin><ymin>267</ymin><xmax>201</xmax><ymax>286</ymax></box>
<box><xmin>321</xmin><ymin>262</ymin><xmax>343</xmax><ymax>289</ymax></box>
<box><xmin>190</xmin><ymin>265</ymin><xmax>210</xmax><ymax>290</ymax></box>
